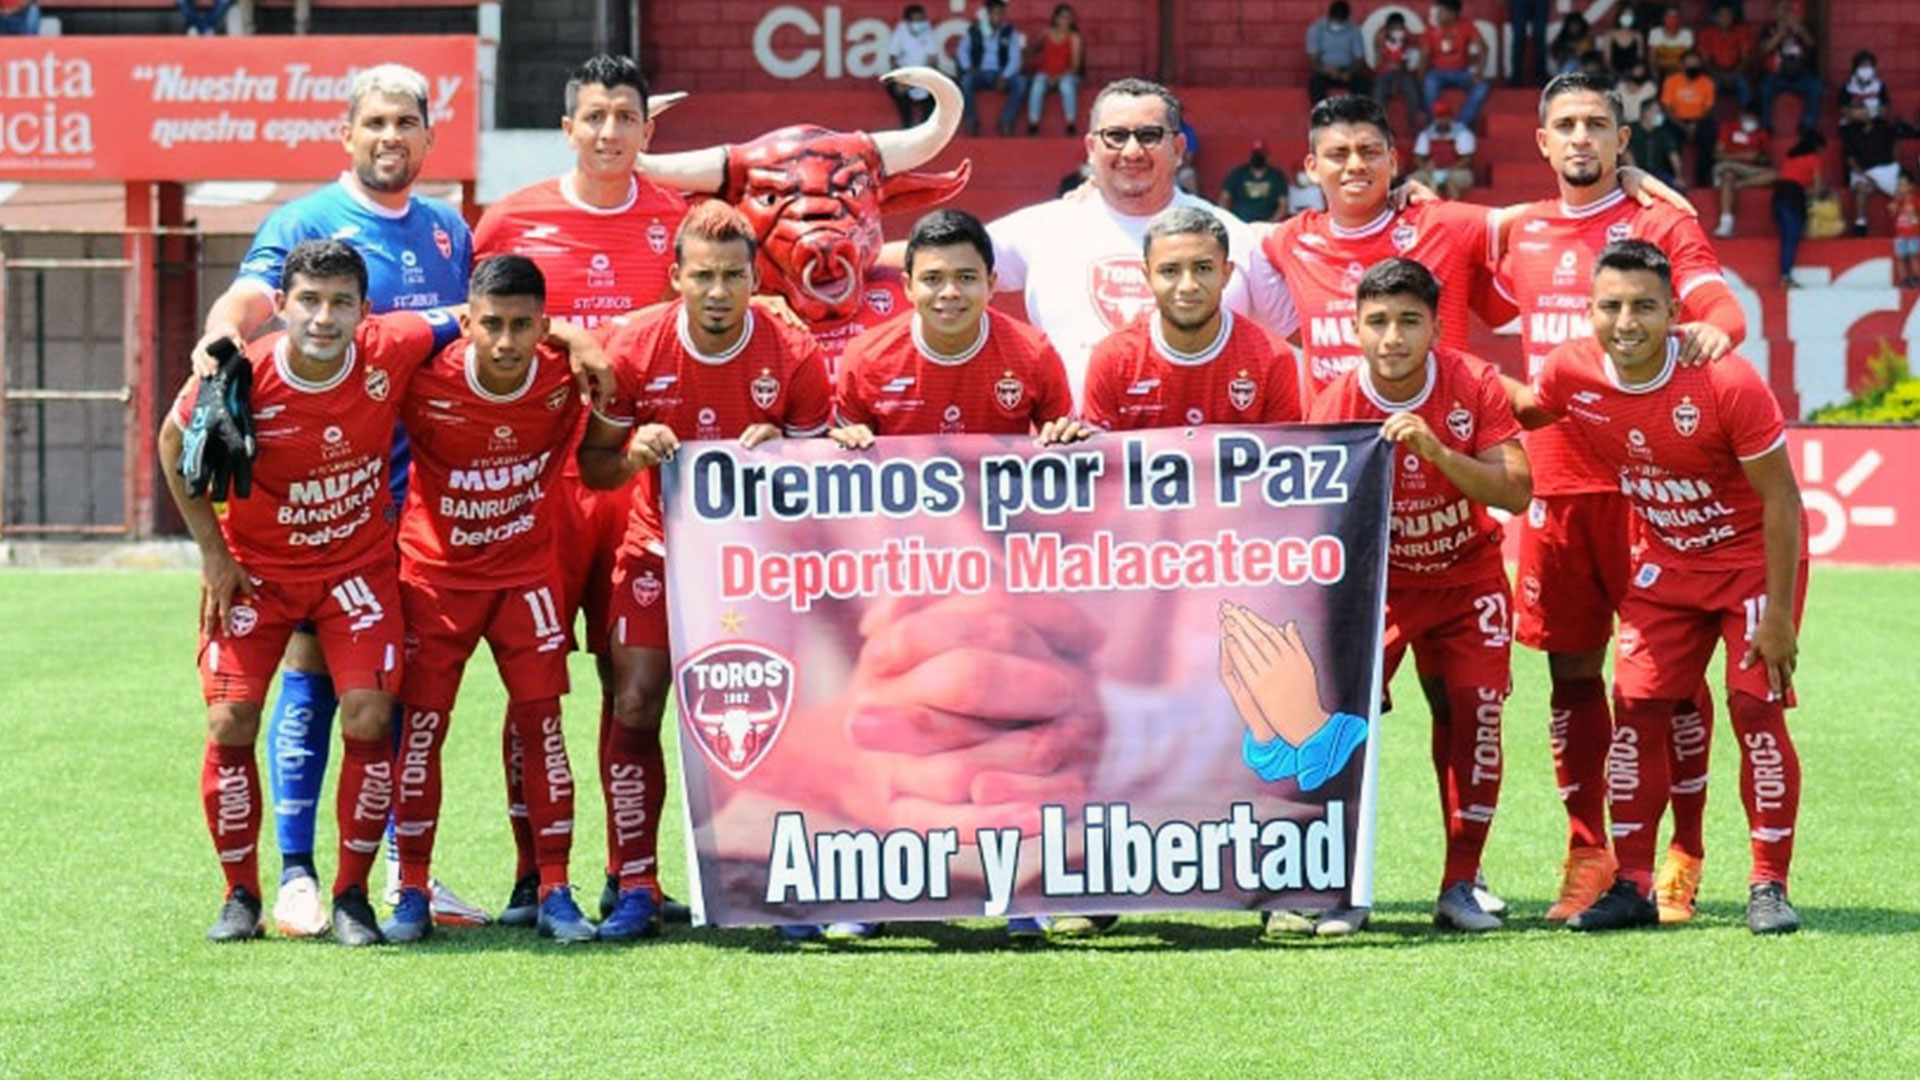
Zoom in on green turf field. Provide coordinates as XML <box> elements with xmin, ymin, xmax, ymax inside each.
<box><xmin>2</xmin><ymin>565</ymin><xmax>1916</xmax><ymax>1079</ymax></box>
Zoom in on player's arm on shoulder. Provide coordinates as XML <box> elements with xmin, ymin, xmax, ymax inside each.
<box><xmin>1501</xmin><ymin>372</ymin><xmax>1559</xmax><ymax>429</ymax></box>
<box><xmin>193</xmin><ymin>280</ymin><xmax>277</xmax><ymax>378</ymax></box>
<box><xmin>1619</xmin><ymin>165</ymin><xmax>1696</xmax><ymax>214</ymax></box>
<box><xmin>157</xmin><ymin>405</ymin><xmax>254</xmax><ymax>638</ymax></box>
<box><xmin>543</xmin><ymin>318</ymin><xmax>615</xmax><ymax>401</ymax></box>
<box><xmin>1738</xmin><ymin>440</ymin><xmax>1802</xmax><ymax>696</ymax></box>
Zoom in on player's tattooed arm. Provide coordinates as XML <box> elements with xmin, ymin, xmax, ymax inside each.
<box><xmin>1618</xmin><ymin>165</ymin><xmax>1696</xmax><ymax>214</ymax></box>
<box><xmin>577</xmin><ymin>413</ymin><xmax>674</xmax><ymax>488</ymax></box>
<box><xmin>1381</xmin><ymin>414</ymin><xmax>1532</xmax><ymax>512</ymax></box>
<box><xmin>1739</xmin><ymin>443</ymin><xmax>1804</xmax><ymax>697</ymax></box>
<box><xmin>158</xmin><ymin>415</ymin><xmax>255</xmax><ymax>638</ymax></box>
<box><xmin>1217</xmin><ymin>602</ymin><xmax>1368</xmax><ymax>791</ymax></box>
<box><xmin>543</xmin><ymin>319</ymin><xmax>615</xmax><ymax>401</ymax></box>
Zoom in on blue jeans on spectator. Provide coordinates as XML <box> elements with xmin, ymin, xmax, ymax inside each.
<box><xmin>1423</xmin><ymin>69</ymin><xmax>1492</xmax><ymax>128</ymax></box>
<box><xmin>177</xmin><ymin>0</ymin><xmax>233</xmax><ymax>34</ymax></box>
<box><xmin>1027</xmin><ymin>73</ymin><xmax>1080</xmax><ymax>131</ymax></box>
<box><xmin>1772</xmin><ymin>182</ymin><xmax>1806</xmax><ymax>282</ymax></box>
<box><xmin>1508</xmin><ymin>0</ymin><xmax>1550</xmax><ymax>85</ymax></box>
<box><xmin>1761</xmin><ymin>71</ymin><xmax>1821</xmax><ymax>132</ymax></box>
<box><xmin>0</xmin><ymin>3</ymin><xmax>40</xmax><ymax>34</ymax></box>
<box><xmin>1711</xmin><ymin>68</ymin><xmax>1755</xmax><ymax>113</ymax></box>
<box><xmin>962</xmin><ymin>70</ymin><xmax>1029</xmax><ymax>135</ymax></box>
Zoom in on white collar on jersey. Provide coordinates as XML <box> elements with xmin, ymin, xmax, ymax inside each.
<box><xmin>463</xmin><ymin>344</ymin><xmax>540</xmax><ymax>402</ymax></box>
<box><xmin>1329</xmin><ymin>206</ymin><xmax>1395</xmax><ymax>240</ymax></box>
<box><xmin>1603</xmin><ymin>335</ymin><xmax>1681</xmax><ymax>394</ymax></box>
<box><xmin>912</xmin><ymin>312</ymin><xmax>991</xmax><ymax>365</ymax></box>
<box><xmin>336</xmin><ymin>172</ymin><xmax>413</xmax><ymax>220</ymax></box>
<box><xmin>1151</xmin><ymin>308</ymin><xmax>1235</xmax><ymax>366</ymax></box>
<box><xmin>274</xmin><ymin>335</ymin><xmax>357</xmax><ymax>393</ymax></box>
<box><xmin>676</xmin><ymin>305</ymin><xmax>756</xmax><ymax>365</ymax></box>
<box><xmin>560</xmin><ymin>171</ymin><xmax>640</xmax><ymax>216</ymax></box>
<box><xmin>1359</xmin><ymin>350</ymin><xmax>1436</xmax><ymax>411</ymax></box>
<box><xmin>1559</xmin><ymin>185</ymin><xmax>1629</xmax><ymax>219</ymax></box>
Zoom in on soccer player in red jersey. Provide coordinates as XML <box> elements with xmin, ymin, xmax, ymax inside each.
<box><xmin>1307</xmin><ymin>258</ymin><xmax>1532</xmax><ymax>933</ymax></box>
<box><xmin>159</xmin><ymin>240</ymin><xmax>461</xmax><ymax>945</ymax></box>
<box><xmin>1509</xmin><ymin>240</ymin><xmax>1806</xmax><ymax>934</ymax></box>
<box><xmin>575</xmin><ymin>201</ymin><xmax>833</xmax><ymax>941</ymax></box>
<box><xmin>472</xmin><ymin>54</ymin><xmax>695</xmax><ymax>927</ymax></box>
<box><xmin>382</xmin><ymin>255</ymin><xmax>597</xmax><ymax>944</ymax></box>
<box><xmin>1494</xmin><ymin>72</ymin><xmax>1745</xmax><ymax>921</ymax></box>
<box><xmin>1087</xmin><ymin>206</ymin><xmax>1301</xmax><ymax>430</ymax></box>
<box><xmin>834</xmin><ymin>209</ymin><xmax>1080</xmax><ymax>446</ymax></box>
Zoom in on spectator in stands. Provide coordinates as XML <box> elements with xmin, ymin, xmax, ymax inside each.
<box><xmin>958</xmin><ymin>0</ymin><xmax>1027</xmax><ymax>136</ymax></box>
<box><xmin>1698</xmin><ymin>2</ymin><xmax>1756</xmax><ymax>113</ymax></box>
<box><xmin>1758</xmin><ymin>0</ymin><xmax>1819</xmax><ymax>133</ymax></box>
<box><xmin>1600</xmin><ymin>8</ymin><xmax>1648</xmax><ymax>77</ymax></box>
<box><xmin>1646</xmin><ymin>5</ymin><xmax>1693</xmax><ymax>80</ymax></box>
<box><xmin>1549</xmin><ymin>14</ymin><xmax>1595</xmax><ymax>77</ymax></box>
<box><xmin>1306</xmin><ymin>1</ymin><xmax>1373</xmax><ymax>104</ymax></box>
<box><xmin>1629</xmin><ymin>100</ymin><xmax>1686</xmax><ymax>188</ymax></box>
<box><xmin>0</xmin><ymin>0</ymin><xmax>39</xmax><ymax>35</ymax></box>
<box><xmin>1508</xmin><ymin>0</ymin><xmax>1549</xmax><ymax>87</ymax></box>
<box><xmin>1772</xmin><ymin>130</ymin><xmax>1825</xmax><ymax>287</ymax></box>
<box><xmin>1712</xmin><ymin>107</ymin><xmax>1776</xmax><ymax>237</ymax></box>
<box><xmin>1618</xmin><ymin>64</ymin><xmax>1659</xmax><ymax>129</ymax></box>
<box><xmin>1287</xmin><ymin>166</ymin><xmax>1328</xmax><ymax>218</ymax></box>
<box><xmin>1218</xmin><ymin>139</ymin><xmax>1283</xmax><ymax>222</ymax></box>
<box><xmin>1024</xmin><ymin>4</ymin><xmax>1083</xmax><ymax>135</ymax></box>
<box><xmin>1411</xmin><ymin>101</ymin><xmax>1477</xmax><ymax>198</ymax></box>
<box><xmin>1838</xmin><ymin>51</ymin><xmax>1888</xmax><ymax>130</ymax></box>
<box><xmin>1892</xmin><ymin>174</ymin><xmax>1920</xmax><ymax>288</ymax></box>
<box><xmin>887</xmin><ymin>5</ymin><xmax>949</xmax><ymax>128</ymax></box>
<box><xmin>1420</xmin><ymin>0</ymin><xmax>1490</xmax><ymax>129</ymax></box>
<box><xmin>1661</xmin><ymin>49</ymin><xmax>1718</xmax><ymax>187</ymax></box>
<box><xmin>1844</xmin><ymin>102</ymin><xmax>1902</xmax><ymax>236</ymax></box>
<box><xmin>1373</xmin><ymin>12</ymin><xmax>1425</xmax><ymax>130</ymax></box>
<box><xmin>1578</xmin><ymin>50</ymin><xmax>1608</xmax><ymax>80</ymax></box>
<box><xmin>178</xmin><ymin>0</ymin><xmax>233</xmax><ymax>34</ymax></box>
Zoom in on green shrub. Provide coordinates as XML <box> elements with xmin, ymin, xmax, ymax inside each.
<box><xmin>1806</xmin><ymin>340</ymin><xmax>1920</xmax><ymax>423</ymax></box>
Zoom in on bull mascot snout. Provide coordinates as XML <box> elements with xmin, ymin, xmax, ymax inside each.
<box><xmin>637</xmin><ymin>68</ymin><xmax>970</xmax><ymax>326</ymax></box>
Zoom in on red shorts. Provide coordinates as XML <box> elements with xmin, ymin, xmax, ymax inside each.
<box><xmin>552</xmin><ymin>473</ymin><xmax>634</xmax><ymax>656</ymax></box>
<box><xmin>1513</xmin><ymin>491</ymin><xmax>1632</xmax><ymax>655</ymax></box>
<box><xmin>199</xmin><ymin>559</ymin><xmax>403</xmax><ymax>704</ymax></box>
<box><xmin>608</xmin><ymin>548</ymin><xmax>670</xmax><ymax>651</ymax></box>
<box><xmin>1383</xmin><ymin>576</ymin><xmax>1514</xmax><ymax>695</ymax></box>
<box><xmin>1614</xmin><ymin>558</ymin><xmax>1808</xmax><ymax>705</ymax></box>
<box><xmin>398</xmin><ymin>570</ymin><xmax>573</xmax><ymax>711</ymax></box>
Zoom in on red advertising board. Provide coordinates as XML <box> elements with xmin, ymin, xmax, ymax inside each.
<box><xmin>0</xmin><ymin>37</ymin><xmax>476</xmax><ymax>181</ymax></box>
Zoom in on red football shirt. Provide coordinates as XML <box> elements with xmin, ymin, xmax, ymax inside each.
<box><xmin>1083</xmin><ymin>310</ymin><xmax>1302</xmax><ymax>430</ymax></box>
<box><xmin>1717</xmin><ymin>123</ymin><xmax>1771</xmax><ymax>159</ymax></box>
<box><xmin>1425</xmin><ymin>22</ymin><xmax>1478</xmax><ymax>70</ymax></box>
<box><xmin>472</xmin><ymin>173</ymin><xmax>687</xmax><ymax>329</ymax></box>
<box><xmin>1494</xmin><ymin>187</ymin><xmax>1730</xmax><ymax>495</ymax></box>
<box><xmin>1531</xmin><ymin>337</ymin><xmax>1798</xmax><ymax>570</ymax></box>
<box><xmin>1263</xmin><ymin>200</ymin><xmax>1508</xmax><ymax>404</ymax></box>
<box><xmin>835</xmin><ymin>308</ymin><xmax>1074</xmax><ymax>435</ymax></box>
<box><xmin>1308</xmin><ymin>347</ymin><xmax>1521</xmax><ymax>588</ymax></box>
<box><xmin>169</xmin><ymin>312</ymin><xmax>449</xmax><ymax>581</ymax></box>
<box><xmin>806</xmin><ymin>269</ymin><xmax>909</xmax><ymax>386</ymax></box>
<box><xmin>397</xmin><ymin>339</ymin><xmax>583</xmax><ymax>588</ymax></box>
<box><xmin>595</xmin><ymin>303</ymin><xmax>833</xmax><ymax>549</ymax></box>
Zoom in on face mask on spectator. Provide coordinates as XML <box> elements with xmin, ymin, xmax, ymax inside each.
<box><xmin>1856</xmin><ymin>65</ymin><xmax>1876</xmax><ymax>81</ymax></box>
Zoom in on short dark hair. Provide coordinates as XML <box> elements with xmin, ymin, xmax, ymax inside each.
<box><xmin>1090</xmin><ymin>77</ymin><xmax>1183</xmax><ymax>135</ymax></box>
<box><xmin>565</xmin><ymin>54</ymin><xmax>649</xmax><ymax>116</ymax></box>
<box><xmin>1355</xmin><ymin>257</ymin><xmax>1440</xmax><ymax>314</ymax></box>
<box><xmin>1540</xmin><ymin>70</ymin><xmax>1628</xmax><ymax>127</ymax></box>
<box><xmin>1309</xmin><ymin>93</ymin><xmax>1394</xmax><ymax>150</ymax></box>
<box><xmin>1593</xmin><ymin>239</ymin><xmax>1673</xmax><ymax>293</ymax></box>
<box><xmin>1329</xmin><ymin>0</ymin><xmax>1350</xmax><ymax>19</ymax></box>
<box><xmin>281</xmin><ymin>239</ymin><xmax>367</xmax><ymax>300</ymax></box>
<box><xmin>1436</xmin><ymin>0</ymin><xmax>1461</xmax><ymax>13</ymax></box>
<box><xmin>469</xmin><ymin>254</ymin><xmax>547</xmax><ymax>304</ymax></box>
<box><xmin>903</xmin><ymin>3</ymin><xmax>925</xmax><ymax>17</ymax></box>
<box><xmin>905</xmin><ymin>209</ymin><xmax>995</xmax><ymax>275</ymax></box>
<box><xmin>1142</xmin><ymin>205</ymin><xmax>1229</xmax><ymax>261</ymax></box>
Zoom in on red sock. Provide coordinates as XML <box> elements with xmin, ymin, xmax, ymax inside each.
<box><xmin>509</xmin><ymin>697</ymin><xmax>576</xmax><ymax>897</ymax></box>
<box><xmin>1440</xmin><ymin>686</ymin><xmax>1503</xmax><ymax>889</ymax></box>
<box><xmin>1729</xmin><ymin>691</ymin><xmax>1800</xmax><ymax>886</ymax></box>
<box><xmin>334</xmin><ymin>735</ymin><xmax>394</xmax><ymax>899</ymax></box>
<box><xmin>1609</xmin><ymin>698</ymin><xmax>1676</xmax><ymax>893</ymax></box>
<box><xmin>1666</xmin><ymin>687</ymin><xmax>1715</xmax><ymax>859</ymax></box>
<box><xmin>1550</xmin><ymin>676</ymin><xmax>1612</xmax><ymax>850</ymax></box>
<box><xmin>202</xmin><ymin>740</ymin><xmax>262</xmax><ymax>898</ymax></box>
<box><xmin>393</xmin><ymin>706</ymin><xmax>448</xmax><ymax>893</ymax></box>
<box><xmin>602</xmin><ymin>720</ymin><xmax>664</xmax><ymax>894</ymax></box>
<box><xmin>502</xmin><ymin>717</ymin><xmax>536</xmax><ymax>880</ymax></box>
<box><xmin>598</xmin><ymin>695</ymin><xmax>618</xmax><ymax>879</ymax></box>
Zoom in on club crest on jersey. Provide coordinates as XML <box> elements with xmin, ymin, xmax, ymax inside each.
<box><xmin>1445</xmin><ymin>405</ymin><xmax>1473</xmax><ymax>441</ymax></box>
<box><xmin>1391</xmin><ymin>223</ymin><xmax>1417</xmax><ymax>251</ymax></box>
<box><xmin>994</xmin><ymin>372</ymin><xmax>1025</xmax><ymax>411</ymax></box>
<box><xmin>867</xmin><ymin>288</ymin><xmax>894</xmax><ymax>316</ymax></box>
<box><xmin>433</xmin><ymin>226</ymin><xmax>453</xmax><ymax>260</ymax></box>
<box><xmin>1228</xmin><ymin>373</ymin><xmax>1257</xmax><ymax>411</ymax></box>
<box><xmin>1672</xmin><ymin>396</ymin><xmax>1700</xmax><ymax>437</ymax></box>
<box><xmin>1088</xmin><ymin>256</ymin><xmax>1155</xmax><ymax>329</ymax></box>
<box><xmin>365</xmin><ymin>368</ymin><xmax>390</xmax><ymax>402</ymax></box>
<box><xmin>633</xmin><ymin>568</ymin><xmax>662</xmax><ymax>608</ymax></box>
<box><xmin>226</xmin><ymin>604</ymin><xmax>257</xmax><ymax>637</ymax></box>
<box><xmin>1341</xmin><ymin>261</ymin><xmax>1366</xmax><ymax>290</ymax></box>
<box><xmin>646</xmin><ymin>221</ymin><xmax>669</xmax><ymax>255</ymax></box>
<box><xmin>545</xmin><ymin>384</ymin><xmax>571</xmax><ymax>411</ymax></box>
<box><xmin>1607</xmin><ymin>222</ymin><xmax>1632</xmax><ymax>244</ymax></box>
<box><xmin>676</xmin><ymin>641</ymin><xmax>796</xmax><ymax>781</ymax></box>
<box><xmin>750</xmin><ymin>368</ymin><xmax>781</xmax><ymax>410</ymax></box>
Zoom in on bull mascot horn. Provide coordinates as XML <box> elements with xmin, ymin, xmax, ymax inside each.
<box><xmin>636</xmin><ymin>67</ymin><xmax>971</xmax><ymax>325</ymax></box>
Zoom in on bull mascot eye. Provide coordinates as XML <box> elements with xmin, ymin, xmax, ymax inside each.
<box><xmin>757</xmin><ymin>191</ymin><xmax>781</xmax><ymax>208</ymax></box>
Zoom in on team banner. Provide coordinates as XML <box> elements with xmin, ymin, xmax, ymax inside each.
<box><xmin>661</xmin><ymin>424</ymin><xmax>1394</xmax><ymax>925</ymax></box>
<box><xmin>0</xmin><ymin>37</ymin><xmax>477</xmax><ymax>181</ymax></box>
